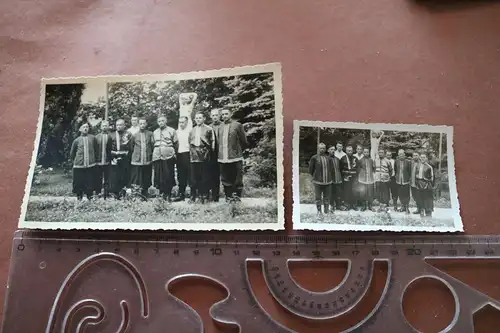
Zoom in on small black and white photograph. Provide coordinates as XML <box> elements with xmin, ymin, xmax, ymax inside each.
<box><xmin>292</xmin><ymin>120</ymin><xmax>462</xmax><ymax>232</ymax></box>
<box><xmin>19</xmin><ymin>63</ymin><xmax>284</xmax><ymax>230</ymax></box>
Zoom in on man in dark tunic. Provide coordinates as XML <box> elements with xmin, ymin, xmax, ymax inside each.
<box><xmin>374</xmin><ymin>148</ymin><xmax>393</xmax><ymax>212</ymax></box>
<box><xmin>429</xmin><ymin>151</ymin><xmax>441</xmax><ymax>201</ymax></box>
<box><xmin>327</xmin><ymin>146</ymin><xmax>343</xmax><ymax>211</ymax></box>
<box><xmin>69</xmin><ymin>123</ymin><xmax>98</xmax><ymax>200</ymax></box>
<box><xmin>340</xmin><ymin>145</ymin><xmax>358</xmax><ymax>210</ymax></box>
<box><xmin>410</xmin><ymin>151</ymin><xmax>421</xmax><ymax>214</ymax></box>
<box><xmin>356</xmin><ymin>148</ymin><xmax>375</xmax><ymax>211</ymax></box>
<box><xmin>393</xmin><ymin>148</ymin><xmax>412</xmax><ymax>213</ymax></box>
<box><xmin>189</xmin><ymin>113</ymin><xmax>215</xmax><ymax>203</ymax></box>
<box><xmin>152</xmin><ymin>115</ymin><xmax>178</xmax><ymax>201</ymax></box>
<box><xmin>209</xmin><ymin>109</ymin><xmax>221</xmax><ymax>202</ymax></box>
<box><xmin>415</xmin><ymin>153</ymin><xmax>435</xmax><ymax>217</ymax></box>
<box><xmin>109</xmin><ymin>119</ymin><xmax>131</xmax><ymax>199</ymax></box>
<box><xmin>309</xmin><ymin>143</ymin><xmax>334</xmax><ymax>214</ymax></box>
<box><xmin>217</xmin><ymin>109</ymin><xmax>247</xmax><ymax>202</ymax></box>
<box><xmin>95</xmin><ymin>120</ymin><xmax>112</xmax><ymax>199</ymax></box>
<box><xmin>130</xmin><ymin>119</ymin><xmax>154</xmax><ymax>199</ymax></box>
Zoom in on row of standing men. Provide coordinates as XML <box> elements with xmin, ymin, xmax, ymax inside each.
<box><xmin>69</xmin><ymin>109</ymin><xmax>247</xmax><ymax>203</ymax></box>
<box><xmin>309</xmin><ymin>143</ymin><xmax>436</xmax><ymax>217</ymax></box>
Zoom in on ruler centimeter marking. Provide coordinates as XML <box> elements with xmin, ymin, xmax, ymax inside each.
<box><xmin>3</xmin><ymin>232</ymin><xmax>500</xmax><ymax>333</ymax></box>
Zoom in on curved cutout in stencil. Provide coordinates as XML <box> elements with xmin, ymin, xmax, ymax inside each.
<box><xmin>166</xmin><ymin>274</ymin><xmax>240</xmax><ymax>333</ymax></box>
<box><xmin>45</xmin><ymin>252</ymin><xmax>149</xmax><ymax>333</ymax></box>
<box><xmin>288</xmin><ymin>259</ymin><xmax>349</xmax><ymax>293</ymax></box>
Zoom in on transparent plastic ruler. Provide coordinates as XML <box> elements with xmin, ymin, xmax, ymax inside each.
<box><xmin>2</xmin><ymin>231</ymin><xmax>499</xmax><ymax>333</ymax></box>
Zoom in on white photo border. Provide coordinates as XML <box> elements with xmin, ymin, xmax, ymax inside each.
<box><xmin>19</xmin><ymin>63</ymin><xmax>285</xmax><ymax>231</ymax></box>
<box><xmin>292</xmin><ymin>120</ymin><xmax>463</xmax><ymax>232</ymax></box>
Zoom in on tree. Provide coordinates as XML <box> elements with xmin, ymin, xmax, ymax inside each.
<box><xmin>38</xmin><ymin>84</ymin><xmax>85</xmax><ymax>168</ymax></box>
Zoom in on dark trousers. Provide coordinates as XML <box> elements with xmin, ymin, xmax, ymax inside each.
<box><xmin>395</xmin><ymin>184</ymin><xmax>410</xmax><ymax>206</ymax></box>
<box><xmin>343</xmin><ymin>179</ymin><xmax>356</xmax><ymax>207</ymax></box>
<box><xmin>130</xmin><ymin>164</ymin><xmax>152</xmax><ymax>197</ymax></box>
<box><xmin>411</xmin><ymin>186</ymin><xmax>420</xmax><ymax>211</ymax></box>
<box><xmin>389</xmin><ymin>177</ymin><xmax>397</xmax><ymax>203</ymax></box>
<box><xmin>330</xmin><ymin>183</ymin><xmax>342</xmax><ymax>209</ymax></box>
<box><xmin>190</xmin><ymin>161</ymin><xmax>209</xmax><ymax>199</ymax></box>
<box><xmin>176</xmin><ymin>152</ymin><xmax>190</xmax><ymax>196</ymax></box>
<box><xmin>375</xmin><ymin>181</ymin><xmax>390</xmax><ymax>205</ymax></box>
<box><xmin>209</xmin><ymin>160</ymin><xmax>221</xmax><ymax>201</ymax></box>
<box><xmin>153</xmin><ymin>159</ymin><xmax>175</xmax><ymax>197</ymax></box>
<box><xmin>73</xmin><ymin>167</ymin><xmax>95</xmax><ymax>200</ymax></box>
<box><xmin>417</xmin><ymin>188</ymin><xmax>434</xmax><ymax>214</ymax></box>
<box><xmin>95</xmin><ymin>165</ymin><xmax>110</xmax><ymax>198</ymax></box>
<box><xmin>220</xmin><ymin>161</ymin><xmax>243</xmax><ymax>198</ymax></box>
<box><xmin>359</xmin><ymin>183</ymin><xmax>374</xmax><ymax>203</ymax></box>
<box><xmin>109</xmin><ymin>158</ymin><xmax>129</xmax><ymax>198</ymax></box>
<box><xmin>314</xmin><ymin>184</ymin><xmax>330</xmax><ymax>206</ymax></box>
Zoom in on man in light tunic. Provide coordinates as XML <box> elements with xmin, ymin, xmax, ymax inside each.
<box><xmin>129</xmin><ymin>119</ymin><xmax>154</xmax><ymax>199</ymax></box>
<box><xmin>153</xmin><ymin>115</ymin><xmax>178</xmax><ymax>201</ymax></box>
<box><xmin>175</xmin><ymin>116</ymin><xmax>191</xmax><ymax>201</ymax></box>
<box><xmin>216</xmin><ymin>109</ymin><xmax>247</xmax><ymax>201</ymax></box>
<box><xmin>69</xmin><ymin>123</ymin><xmax>98</xmax><ymax>200</ymax></box>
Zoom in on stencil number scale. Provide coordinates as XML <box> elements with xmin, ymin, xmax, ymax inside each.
<box><xmin>2</xmin><ymin>232</ymin><xmax>500</xmax><ymax>333</ymax></box>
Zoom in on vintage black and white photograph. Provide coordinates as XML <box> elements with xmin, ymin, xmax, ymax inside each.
<box><xmin>19</xmin><ymin>63</ymin><xmax>284</xmax><ymax>230</ymax></box>
<box><xmin>292</xmin><ymin>120</ymin><xmax>462</xmax><ymax>232</ymax></box>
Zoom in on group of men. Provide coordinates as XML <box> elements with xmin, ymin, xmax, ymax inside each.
<box><xmin>309</xmin><ymin>142</ymin><xmax>437</xmax><ymax>217</ymax></box>
<box><xmin>69</xmin><ymin>94</ymin><xmax>247</xmax><ymax>203</ymax></box>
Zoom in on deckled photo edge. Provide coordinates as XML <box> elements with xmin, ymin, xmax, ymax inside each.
<box><xmin>291</xmin><ymin>120</ymin><xmax>463</xmax><ymax>232</ymax></box>
<box><xmin>18</xmin><ymin>82</ymin><xmax>47</xmax><ymax>228</ymax></box>
<box><xmin>20</xmin><ymin>63</ymin><xmax>285</xmax><ymax>230</ymax></box>
<box><xmin>40</xmin><ymin>62</ymin><xmax>282</xmax><ymax>84</ymax></box>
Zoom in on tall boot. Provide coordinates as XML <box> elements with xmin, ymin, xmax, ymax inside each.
<box><xmin>404</xmin><ymin>205</ymin><xmax>410</xmax><ymax>214</ymax></box>
<box><xmin>316</xmin><ymin>204</ymin><xmax>322</xmax><ymax>214</ymax></box>
<box><xmin>324</xmin><ymin>204</ymin><xmax>329</xmax><ymax>214</ymax></box>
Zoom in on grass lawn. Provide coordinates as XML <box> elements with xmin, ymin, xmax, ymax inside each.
<box><xmin>30</xmin><ymin>168</ymin><xmax>276</xmax><ymax>199</ymax></box>
<box><xmin>300</xmin><ymin>212</ymin><xmax>454</xmax><ymax>228</ymax></box>
<box><xmin>25</xmin><ymin>197</ymin><xmax>277</xmax><ymax>224</ymax></box>
<box><xmin>299</xmin><ymin>172</ymin><xmax>452</xmax><ymax>208</ymax></box>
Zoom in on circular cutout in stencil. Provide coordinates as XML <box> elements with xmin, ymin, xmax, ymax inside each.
<box><xmin>402</xmin><ymin>276</ymin><xmax>458</xmax><ymax>333</ymax></box>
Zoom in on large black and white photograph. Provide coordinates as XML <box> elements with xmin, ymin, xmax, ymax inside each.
<box><xmin>19</xmin><ymin>63</ymin><xmax>284</xmax><ymax>230</ymax></box>
<box><xmin>293</xmin><ymin>120</ymin><xmax>462</xmax><ymax>232</ymax></box>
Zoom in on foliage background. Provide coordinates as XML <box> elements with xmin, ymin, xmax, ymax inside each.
<box><xmin>36</xmin><ymin>72</ymin><xmax>277</xmax><ymax>188</ymax></box>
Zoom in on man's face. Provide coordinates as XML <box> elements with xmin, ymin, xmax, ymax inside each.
<box><xmin>139</xmin><ymin>119</ymin><xmax>147</xmax><ymax>130</ymax></box>
<box><xmin>221</xmin><ymin>110</ymin><xmax>231</xmax><ymax>122</ymax></box>
<box><xmin>88</xmin><ymin>113</ymin><xmax>95</xmax><ymax>121</ymax></box>
<box><xmin>131</xmin><ymin>117</ymin><xmax>138</xmax><ymax>127</ymax></box>
<box><xmin>430</xmin><ymin>153</ymin><xmax>436</xmax><ymax>159</ymax></box>
<box><xmin>180</xmin><ymin>95</ymin><xmax>192</xmax><ymax>105</ymax></box>
<box><xmin>346</xmin><ymin>147</ymin><xmax>353</xmax><ymax>155</ymax></box>
<box><xmin>158</xmin><ymin>117</ymin><xmax>166</xmax><ymax>128</ymax></box>
<box><xmin>318</xmin><ymin>144</ymin><xmax>326</xmax><ymax>154</ymax></box>
<box><xmin>336</xmin><ymin>143</ymin><xmax>343</xmax><ymax>151</ymax></box>
<box><xmin>210</xmin><ymin>110</ymin><xmax>221</xmax><ymax>124</ymax></box>
<box><xmin>386</xmin><ymin>151</ymin><xmax>392</xmax><ymax>159</ymax></box>
<box><xmin>398</xmin><ymin>149</ymin><xmax>405</xmax><ymax>158</ymax></box>
<box><xmin>195</xmin><ymin>114</ymin><xmax>204</xmax><ymax>126</ymax></box>
<box><xmin>363</xmin><ymin>149</ymin><xmax>370</xmax><ymax>157</ymax></box>
<box><xmin>356</xmin><ymin>146</ymin><xmax>362</xmax><ymax>154</ymax></box>
<box><xmin>420</xmin><ymin>154</ymin><xmax>428</xmax><ymax>163</ymax></box>
<box><xmin>80</xmin><ymin>124</ymin><xmax>89</xmax><ymax>134</ymax></box>
<box><xmin>413</xmin><ymin>153</ymin><xmax>420</xmax><ymax>161</ymax></box>
<box><xmin>178</xmin><ymin>117</ymin><xmax>187</xmax><ymax>129</ymax></box>
<box><xmin>116</xmin><ymin>120</ymin><xmax>125</xmax><ymax>132</ymax></box>
<box><xmin>328</xmin><ymin>147</ymin><xmax>335</xmax><ymax>156</ymax></box>
<box><xmin>378</xmin><ymin>150</ymin><xmax>385</xmax><ymax>158</ymax></box>
<box><xmin>101</xmin><ymin>121</ymin><xmax>110</xmax><ymax>133</ymax></box>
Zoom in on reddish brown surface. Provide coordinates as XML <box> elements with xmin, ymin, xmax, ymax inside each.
<box><xmin>1</xmin><ymin>0</ymin><xmax>500</xmax><ymax>331</ymax></box>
